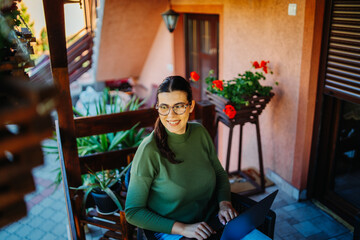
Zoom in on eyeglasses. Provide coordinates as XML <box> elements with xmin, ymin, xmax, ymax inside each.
<box><xmin>155</xmin><ymin>102</ymin><xmax>190</xmax><ymax>116</ymax></box>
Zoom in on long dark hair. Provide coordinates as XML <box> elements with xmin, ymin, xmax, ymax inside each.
<box><xmin>154</xmin><ymin>76</ymin><xmax>193</xmax><ymax>164</ymax></box>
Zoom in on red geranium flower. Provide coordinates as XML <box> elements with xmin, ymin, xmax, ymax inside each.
<box><xmin>252</xmin><ymin>61</ymin><xmax>260</xmax><ymax>69</ymax></box>
<box><xmin>212</xmin><ymin>80</ymin><xmax>224</xmax><ymax>91</ymax></box>
<box><xmin>260</xmin><ymin>60</ymin><xmax>269</xmax><ymax>67</ymax></box>
<box><xmin>260</xmin><ymin>60</ymin><xmax>270</xmax><ymax>73</ymax></box>
<box><xmin>223</xmin><ymin>105</ymin><xmax>236</xmax><ymax>119</ymax></box>
<box><xmin>190</xmin><ymin>71</ymin><xmax>200</xmax><ymax>81</ymax></box>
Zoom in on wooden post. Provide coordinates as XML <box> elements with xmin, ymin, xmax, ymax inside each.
<box><xmin>238</xmin><ymin>124</ymin><xmax>244</xmax><ymax>172</ymax></box>
<box><xmin>195</xmin><ymin>100</ymin><xmax>216</xmax><ymax>141</ymax></box>
<box><xmin>226</xmin><ymin>126</ymin><xmax>234</xmax><ymax>173</ymax></box>
<box><xmin>42</xmin><ymin>0</ymin><xmax>83</xmax><ymax>238</ymax></box>
<box><xmin>255</xmin><ymin>119</ymin><xmax>265</xmax><ymax>191</ymax></box>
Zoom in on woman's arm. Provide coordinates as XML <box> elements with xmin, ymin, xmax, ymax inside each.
<box><xmin>126</xmin><ymin>171</ymin><xmax>218</xmax><ymax>238</ymax></box>
<box><xmin>125</xmin><ymin>174</ymin><xmax>175</xmax><ymax>234</ymax></box>
<box><xmin>172</xmin><ymin>221</ymin><xmax>215</xmax><ymax>240</ymax></box>
<box><xmin>125</xmin><ymin>137</ymin><xmax>177</xmax><ymax>234</ymax></box>
<box><xmin>202</xmin><ymin>125</ymin><xmax>237</xmax><ymax>224</ymax></box>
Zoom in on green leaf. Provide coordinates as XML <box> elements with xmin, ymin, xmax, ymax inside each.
<box><xmin>104</xmin><ymin>187</ymin><xmax>123</xmax><ymax>211</ymax></box>
<box><xmin>108</xmin><ymin>131</ymin><xmax>128</xmax><ymax>151</ymax></box>
<box><xmin>72</xmin><ymin>106</ymin><xmax>84</xmax><ymax>117</ymax></box>
<box><xmin>82</xmin><ymin>188</ymin><xmax>94</xmax><ymax>211</ymax></box>
<box><xmin>107</xmin><ymin>132</ymin><xmax>114</xmax><ymax>143</ymax></box>
<box><xmin>100</xmin><ymin>134</ymin><xmax>108</xmax><ymax>151</ymax></box>
<box><xmin>118</xmin><ymin>162</ymin><xmax>132</xmax><ymax>178</ymax></box>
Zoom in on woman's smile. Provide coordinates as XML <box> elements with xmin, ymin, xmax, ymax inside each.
<box><xmin>167</xmin><ymin>120</ymin><xmax>181</xmax><ymax>126</ymax></box>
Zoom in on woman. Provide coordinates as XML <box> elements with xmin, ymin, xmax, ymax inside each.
<box><xmin>125</xmin><ymin>76</ymin><xmax>238</xmax><ymax>240</ymax></box>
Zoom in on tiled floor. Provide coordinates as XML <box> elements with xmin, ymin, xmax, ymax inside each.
<box><xmin>0</xmin><ymin>146</ymin><xmax>354</xmax><ymax>240</ymax></box>
<box><xmin>250</xmin><ymin>186</ymin><xmax>353</xmax><ymax>240</ymax></box>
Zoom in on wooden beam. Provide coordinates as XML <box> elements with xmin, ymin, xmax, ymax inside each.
<box><xmin>74</xmin><ymin>108</ymin><xmax>158</xmax><ymax>138</ymax></box>
<box><xmin>42</xmin><ymin>0</ymin><xmax>83</xmax><ymax>238</ymax></box>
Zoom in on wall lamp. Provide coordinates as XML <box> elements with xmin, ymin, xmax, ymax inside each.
<box><xmin>161</xmin><ymin>0</ymin><xmax>179</xmax><ymax>33</ymax></box>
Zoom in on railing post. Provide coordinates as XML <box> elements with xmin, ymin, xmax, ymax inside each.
<box><xmin>42</xmin><ymin>0</ymin><xmax>84</xmax><ymax>238</ymax></box>
<box><xmin>195</xmin><ymin>100</ymin><xmax>216</xmax><ymax>141</ymax></box>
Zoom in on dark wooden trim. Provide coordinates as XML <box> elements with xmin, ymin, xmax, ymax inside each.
<box><xmin>70</xmin><ymin>64</ymin><xmax>92</xmax><ymax>84</ymax></box>
<box><xmin>323</xmin><ymin>0</ymin><xmax>360</xmax><ymax>103</ymax></box>
<box><xmin>43</xmin><ymin>0</ymin><xmax>83</xmax><ymax>238</ymax></box>
<box><xmin>67</xmin><ymin>34</ymin><xmax>92</xmax><ymax>62</ymax></box>
<box><xmin>79</xmin><ymin>147</ymin><xmax>137</xmax><ymax>174</ymax></box>
<box><xmin>307</xmin><ymin>0</ymin><xmax>334</xmax><ymax>198</ymax></box>
<box><xmin>184</xmin><ymin>14</ymin><xmax>189</xmax><ymax>80</ymax></box>
<box><xmin>30</xmin><ymin>30</ymin><xmax>93</xmax><ymax>86</ymax></box>
<box><xmin>74</xmin><ymin>108</ymin><xmax>158</xmax><ymax>138</ymax></box>
<box><xmin>194</xmin><ymin>100</ymin><xmax>216</xmax><ymax>140</ymax></box>
<box><xmin>321</xmin><ymin>191</ymin><xmax>360</xmax><ymax>229</ymax></box>
<box><xmin>74</xmin><ymin>102</ymin><xmax>216</xmax><ymax>139</ymax></box>
<box><xmin>42</xmin><ymin>0</ymin><xmax>68</xmax><ymax>68</ymax></box>
<box><xmin>69</xmin><ymin>49</ymin><xmax>93</xmax><ymax>75</ymax></box>
<box><xmin>56</xmin><ymin>121</ymin><xmax>84</xmax><ymax>239</ymax></box>
<box><xmin>308</xmin><ymin>0</ymin><xmax>360</xmax><ymax>232</ymax></box>
<box><xmin>184</xmin><ymin>13</ymin><xmax>219</xmax><ymax>101</ymax></box>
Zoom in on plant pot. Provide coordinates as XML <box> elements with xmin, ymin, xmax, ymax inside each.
<box><xmin>206</xmin><ymin>90</ymin><xmax>274</xmax><ymax>125</ymax></box>
<box><xmin>91</xmin><ymin>181</ymin><xmax>121</xmax><ymax>215</ymax></box>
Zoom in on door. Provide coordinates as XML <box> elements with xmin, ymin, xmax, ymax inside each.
<box><xmin>309</xmin><ymin>0</ymin><xmax>360</xmax><ymax>234</ymax></box>
<box><xmin>185</xmin><ymin>14</ymin><xmax>219</xmax><ymax>101</ymax></box>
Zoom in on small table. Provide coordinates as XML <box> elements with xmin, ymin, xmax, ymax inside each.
<box><xmin>216</xmin><ymin>115</ymin><xmax>265</xmax><ymax>196</ymax></box>
<box><xmin>213</xmin><ymin>93</ymin><xmax>274</xmax><ymax>196</ymax></box>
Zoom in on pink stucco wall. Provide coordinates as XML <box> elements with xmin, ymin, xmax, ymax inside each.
<box><xmin>96</xmin><ymin>0</ymin><xmax>167</xmax><ymax>81</ymax></box>
<box><xmin>138</xmin><ymin>23</ymin><xmax>174</xmax><ymax>90</ymax></box>
<box><xmin>96</xmin><ymin>0</ymin><xmax>314</xmax><ymax>190</ymax></box>
<box><xmin>219</xmin><ymin>0</ymin><xmax>305</xmax><ymax>184</ymax></box>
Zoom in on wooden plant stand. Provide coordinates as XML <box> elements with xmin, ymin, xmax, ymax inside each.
<box><xmin>206</xmin><ymin>91</ymin><xmax>274</xmax><ymax>195</ymax></box>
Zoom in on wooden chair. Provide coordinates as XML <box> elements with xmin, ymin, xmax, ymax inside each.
<box><xmin>56</xmin><ymin>101</ymin><xmax>216</xmax><ymax>239</ymax></box>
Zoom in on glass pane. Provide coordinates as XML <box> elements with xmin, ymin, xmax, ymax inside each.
<box><xmin>187</xmin><ymin>18</ymin><xmax>199</xmax><ymax>89</ymax></box>
<box><xmin>333</xmin><ymin>100</ymin><xmax>360</xmax><ymax>208</ymax></box>
<box><xmin>192</xmin><ymin>19</ymin><xmax>198</xmax><ymax>71</ymax></box>
<box><xmin>201</xmin><ymin>20</ymin><xmax>211</xmax><ymax>54</ymax></box>
<box><xmin>188</xmin><ymin>19</ymin><xmax>199</xmax><ymax>72</ymax></box>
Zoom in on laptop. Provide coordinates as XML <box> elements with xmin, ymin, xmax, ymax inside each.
<box><xmin>209</xmin><ymin>190</ymin><xmax>278</xmax><ymax>240</ymax></box>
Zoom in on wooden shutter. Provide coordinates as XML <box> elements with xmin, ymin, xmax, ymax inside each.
<box><xmin>324</xmin><ymin>1</ymin><xmax>360</xmax><ymax>104</ymax></box>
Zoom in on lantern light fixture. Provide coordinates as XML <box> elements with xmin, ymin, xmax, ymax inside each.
<box><xmin>161</xmin><ymin>0</ymin><xmax>179</xmax><ymax>33</ymax></box>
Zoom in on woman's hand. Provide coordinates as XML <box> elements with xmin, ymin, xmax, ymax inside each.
<box><xmin>218</xmin><ymin>201</ymin><xmax>238</xmax><ymax>225</ymax></box>
<box><xmin>172</xmin><ymin>221</ymin><xmax>216</xmax><ymax>240</ymax></box>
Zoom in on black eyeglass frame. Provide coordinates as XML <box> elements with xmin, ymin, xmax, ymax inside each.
<box><xmin>155</xmin><ymin>102</ymin><xmax>191</xmax><ymax>116</ymax></box>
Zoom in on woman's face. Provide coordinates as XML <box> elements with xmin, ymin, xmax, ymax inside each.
<box><xmin>157</xmin><ymin>91</ymin><xmax>195</xmax><ymax>135</ymax></box>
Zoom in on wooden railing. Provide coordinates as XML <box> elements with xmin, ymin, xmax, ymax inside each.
<box><xmin>56</xmin><ymin>102</ymin><xmax>216</xmax><ymax>239</ymax></box>
<box><xmin>29</xmin><ymin>28</ymin><xmax>93</xmax><ymax>85</ymax></box>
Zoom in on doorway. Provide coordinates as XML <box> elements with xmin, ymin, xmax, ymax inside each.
<box><xmin>185</xmin><ymin>14</ymin><xmax>219</xmax><ymax>101</ymax></box>
<box><xmin>309</xmin><ymin>0</ymin><xmax>360</xmax><ymax>235</ymax></box>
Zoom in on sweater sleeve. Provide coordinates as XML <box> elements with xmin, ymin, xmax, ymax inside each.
<box><xmin>125</xmin><ymin>140</ymin><xmax>176</xmax><ymax>234</ymax></box>
<box><xmin>202</xmin><ymin>126</ymin><xmax>231</xmax><ymax>203</ymax></box>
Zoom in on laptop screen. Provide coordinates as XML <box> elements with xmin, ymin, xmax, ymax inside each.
<box><xmin>220</xmin><ymin>190</ymin><xmax>278</xmax><ymax>240</ymax></box>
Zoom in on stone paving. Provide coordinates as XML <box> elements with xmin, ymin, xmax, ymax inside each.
<box><xmin>0</xmin><ymin>143</ymin><xmax>354</xmax><ymax>240</ymax></box>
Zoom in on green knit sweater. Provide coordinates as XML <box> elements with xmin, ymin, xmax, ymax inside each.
<box><xmin>125</xmin><ymin>122</ymin><xmax>230</xmax><ymax>234</ymax></box>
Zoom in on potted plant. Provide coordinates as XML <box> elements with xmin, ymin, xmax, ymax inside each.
<box><xmin>43</xmin><ymin>88</ymin><xmax>148</xmax><ymax>189</ymax></box>
<box><xmin>71</xmin><ymin>163</ymin><xmax>132</xmax><ymax>215</ymax></box>
<box><xmin>190</xmin><ymin>61</ymin><xmax>278</xmax><ymax>122</ymax></box>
